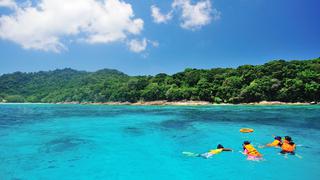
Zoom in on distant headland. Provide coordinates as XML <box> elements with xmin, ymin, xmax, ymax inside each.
<box><xmin>0</xmin><ymin>58</ymin><xmax>319</xmax><ymax>104</ymax></box>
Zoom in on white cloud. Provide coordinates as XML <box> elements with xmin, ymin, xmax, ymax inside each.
<box><xmin>127</xmin><ymin>38</ymin><xmax>147</xmax><ymax>53</ymax></box>
<box><xmin>151</xmin><ymin>0</ymin><xmax>220</xmax><ymax>30</ymax></box>
<box><xmin>173</xmin><ymin>0</ymin><xmax>220</xmax><ymax>30</ymax></box>
<box><xmin>127</xmin><ymin>38</ymin><xmax>159</xmax><ymax>53</ymax></box>
<box><xmin>151</xmin><ymin>5</ymin><xmax>172</xmax><ymax>24</ymax></box>
<box><xmin>0</xmin><ymin>0</ymin><xmax>146</xmax><ymax>52</ymax></box>
<box><xmin>0</xmin><ymin>0</ymin><xmax>16</xmax><ymax>9</ymax></box>
<box><xmin>148</xmin><ymin>40</ymin><xmax>159</xmax><ymax>47</ymax></box>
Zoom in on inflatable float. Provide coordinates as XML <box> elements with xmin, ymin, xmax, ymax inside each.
<box><xmin>240</xmin><ymin>128</ymin><xmax>254</xmax><ymax>133</ymax></box>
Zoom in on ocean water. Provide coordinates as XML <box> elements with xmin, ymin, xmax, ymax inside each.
<box><xmin>0</xmin><ymin>104</ymin><xmax>319</xmax><ymax>180</ymax></box>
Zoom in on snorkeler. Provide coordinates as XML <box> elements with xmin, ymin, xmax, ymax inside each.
<box><xmin>199</xmin><ymin>144</ymin><xmax>233</xmax><ymax>158</ymax></box>
<box><xmin>280</xmin><ymin>136</ymin><xmax>296</xmax><ymax>155</ymax></box>
<box><xmin>259</xmin><ymin>136</ymin><xmax>282</xmax><ymax>148</ymax></box>
<box><xmin>182</xmin><ymin>144</ymin><xmax>232</xmax><ymax>158</ymax></box>
<box><xmin>242</xmin><ymin>141</ymin><xmax>262</xmax><ymax>160</ymax></box>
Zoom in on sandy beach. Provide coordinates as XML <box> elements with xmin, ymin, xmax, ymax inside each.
<box><xmin>1</xmin><ymin>100</ymin><xmax>314</xmax><ymax>106</ymax></box>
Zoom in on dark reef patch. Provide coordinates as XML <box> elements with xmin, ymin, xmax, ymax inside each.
<box><xmin>158</xmin><ymin>119</ymin><xmax>194</xmax><ymax>130</ymax></box>
<box><xmin>41</xmin><ymin>136</ymin><xmax>89</xmax><ymax>153</ymax></box>
<box><xmin>123</xmin><ymin>126</ymin><xmax>144</xmax><ymax>136</ymax></box>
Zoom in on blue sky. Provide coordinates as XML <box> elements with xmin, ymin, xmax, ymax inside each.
<box><xmin>0</xmin><ymin>0</ymin><xmax>319</xmax><ymax>75</ymax></box>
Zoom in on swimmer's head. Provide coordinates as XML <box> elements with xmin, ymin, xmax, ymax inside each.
<box><xmin>275</xmin><ymin>136</ymin><xmax>282</xmax><ymax>141</ymax></box>
<box><xmin>217</xmin><ymin>144</ymin><xmax>224</xmax><ymax>149</ymax></box>
<box><xmin>289</xmin><ymin>142</ymin><xmax>295</xmax><ymax>145</ymax></box>
<box><xmin>243</xmin><ymin>141</ymin><xmax>250</xmax><ymax>145</ymax></box>
<box><xmin>285</xmin><ymin>136</ymin><xmax>292</xmax><ymax>142</ymax></box>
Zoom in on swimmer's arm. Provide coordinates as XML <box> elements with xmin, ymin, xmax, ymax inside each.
<box><xmin>266</xmin><ymin>140</ymin><xmax>281</xmax><ymax>147</ymax></box>
<box><xmin>222</xmin><ymin>148</ymin><xmax>233</xmax><ymax>151</ymax></box>
<box><xmin>295</xmin><ymin>153</ymin><xmax>302</xmax><ymax>159</ymax></box>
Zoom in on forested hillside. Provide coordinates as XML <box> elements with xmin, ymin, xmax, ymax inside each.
<box><xmin>0</xmin><ymin>58</ymin><xmax>319</xmax><ymax>103</ymax></box>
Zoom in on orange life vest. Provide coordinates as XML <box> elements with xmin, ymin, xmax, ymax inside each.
<box><xmin>282</xmin><ymin>142</ymin><xmax>296</xmax><ymax>152</ymax></box>
<box><xmin>283</xmin><ymin>140</ymin><xmax>290</xmax><ymax>144</ymax></box>
<box><xmin>244</xmin><ymin>144</ymin><xmax>262</xmax><ymax>157</ymax></box>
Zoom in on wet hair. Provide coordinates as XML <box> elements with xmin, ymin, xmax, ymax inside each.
<box><xmin>217</xmin><ymin>144</ymin><xmax>224</xmax><ymax>149</ymax></box>
<box><xmin>275</xmin><ymin>136</ymin><xmax>282</xmax><ymax>141</ymax></box>
<box><xmin>285</xmin><ymin>136</ymin><xmax>292</xmax><ymax>142</ymax></box>
<box><xmin>289</xmin><ymin>142</ymin><xmax>295</xmax><ymax>145</ymax></box>
<box><xmin>243</xmin><ymin>141</ymin><xmax>250</xmax><ymax>145</ymax></box>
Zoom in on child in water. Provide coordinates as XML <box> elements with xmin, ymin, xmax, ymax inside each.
<box><xmin>242</xmin><ymin>141</ymin><xmax>262</xmax><ymax>160</ymax></box>
<box><xmin>259</xmin><ymin>136</ymin><xmax>282</xmax><ymax>148</ymax></box>
<box><xmin>199</xmin><ymin>144</ymin><xmax>233</xmax><ymax>158</ymax></box>
<box><xmin>280</xmin><ymin>136</ymin><xmax>296</xmax><ymax>155</ymax></box>
<box><xmin>267</xmin><ymin>136</ymin><xmax>282</xmax><ymax>147</ymax></box>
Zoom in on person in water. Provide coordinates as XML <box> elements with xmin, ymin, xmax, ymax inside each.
<box><xmin>242</xmin><ymin>141</ymin><xmax>262</xmax><ymax>159</ymax></box>
<box><xmin>259</xmin><ymin>136</ymin><xmax>282</xmax><ymax>148</ymax></box>
<box><xmin>280</xmin><ymin>136</ymin><xmax>296</xmax><ymax>155</ymax></box>
<box><xmin>199</xmin><ymin>144</ymin><xmax>232</xmax><ymax>158</ymax></box>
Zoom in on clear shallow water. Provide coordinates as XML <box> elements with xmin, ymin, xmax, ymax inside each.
<box><xmin>0</xmin><ymin>104</ymin><xmax>320</xmax><ymax>180</ymax></box>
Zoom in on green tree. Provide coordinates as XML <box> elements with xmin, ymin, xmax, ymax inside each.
<box><xmin>197</xmin><ymin>78</ymin><xmax>212</xmax><ymax>101</ymax></box>
<box><xmin>305</xmin><ymin>82</ymin><xmax>320</xmax><ymax>102</ymax></box>
<box><xmin>217</xmin><ymin>76</ymin><xmax>243</xmax><ymax>102</ymax></box>
<box><xmin>141</xmin><ymin>83</ymin><xmax>167</xmax><ymax>101</ymax></box>
<box><xmin>165</xmin><ymin>86</ymin><xmax>184</xmax><ymax>101</ymax></box>
<box><xmin>183</xmin><ymin>68</ymin><xmax>202</xmax><ymax>87</ymax></box>
<box><xmin>5</xmin><ymin>95</ymin><xmax>25</xmax><ymax>102</ymax></box>
<box><xmin>278</xmin><ymin>79</ymin><xmax>304</xmax><ymax>102</ymax></box>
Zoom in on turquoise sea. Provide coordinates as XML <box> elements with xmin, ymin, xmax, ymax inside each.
<box><xmin>0</xmin><ymin>104</ymin><xmax>319</xmax><ymax>180</ymax></box>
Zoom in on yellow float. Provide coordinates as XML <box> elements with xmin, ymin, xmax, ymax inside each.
<box><xmin>240</xmin><ymin>128</ymin><xmax>254</xmax><ymax>133</ymax></box>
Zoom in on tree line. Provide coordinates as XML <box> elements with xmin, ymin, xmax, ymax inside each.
<box><xmin>0</xmin><ymin>58</ymin><xmax>319</xmax><ymax>103</ymax></box>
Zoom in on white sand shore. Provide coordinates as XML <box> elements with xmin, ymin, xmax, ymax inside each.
<box><xmin>0</xmin><ymin>100</ymin><xmax>316</xmax><ymax>106</ymax></box>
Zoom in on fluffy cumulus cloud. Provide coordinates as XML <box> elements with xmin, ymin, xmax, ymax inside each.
<box><xmin>127</xmin><ymin>38</ymin><xmax>147</xmax><ymax>53</ymax></box>
<box><xmin>151</xmin><ymin>5</ymin><xmax>172</xmax><ymax>24</ymax></box>
<box><xmin>173</xmin><ymin>0</ymin><xmax>220</xmax><ymax>30</ymax></box>
<box><xmin>0</xmin><ymin>0</ymin><xmax>150</xmax><ymax>53</ymax></box>
<box><xmin>127</xmin><ymin>38</ymin><xmax>158</xmax><ymax>53</ymax></box>
<box><xmin>0</xmin><ymin>0</ymin><xmax>16</xmax><ymax>9</ymax></box>
<box><xmin>151</xmin><ymin>0</ymin><xmax>220</xmax><ymax>30</ymax></box>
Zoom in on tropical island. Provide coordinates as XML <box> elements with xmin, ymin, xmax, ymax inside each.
<box><xmin>0</xmin><ymin>58</ymin><xmax>319</xmax><ymax>105</ymax></box>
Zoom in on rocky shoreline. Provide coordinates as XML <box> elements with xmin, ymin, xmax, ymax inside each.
<box><xmin>16</xmin><ymin>100</ymin><xmax>315</xmax><ymax>106</ymax></box>
<box><xmin>1</xmin><ymin>100</ymin><xmax>318</xmax><ymax>106</ymax></box>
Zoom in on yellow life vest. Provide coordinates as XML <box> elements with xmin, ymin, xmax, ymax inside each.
<box><xmin>244</xmin><ymin>144</ymin><xmax>262</xmax><ymax>157</ymax></box>
<box><xmin>269</xmin><ymin>139</ymin><xmax>281</xmax><ymax>147</ymax></box>
<box><xmin>209</xmin><ymin>149</ymin><xmax>223</xmax><ymax>155</ymax></box>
